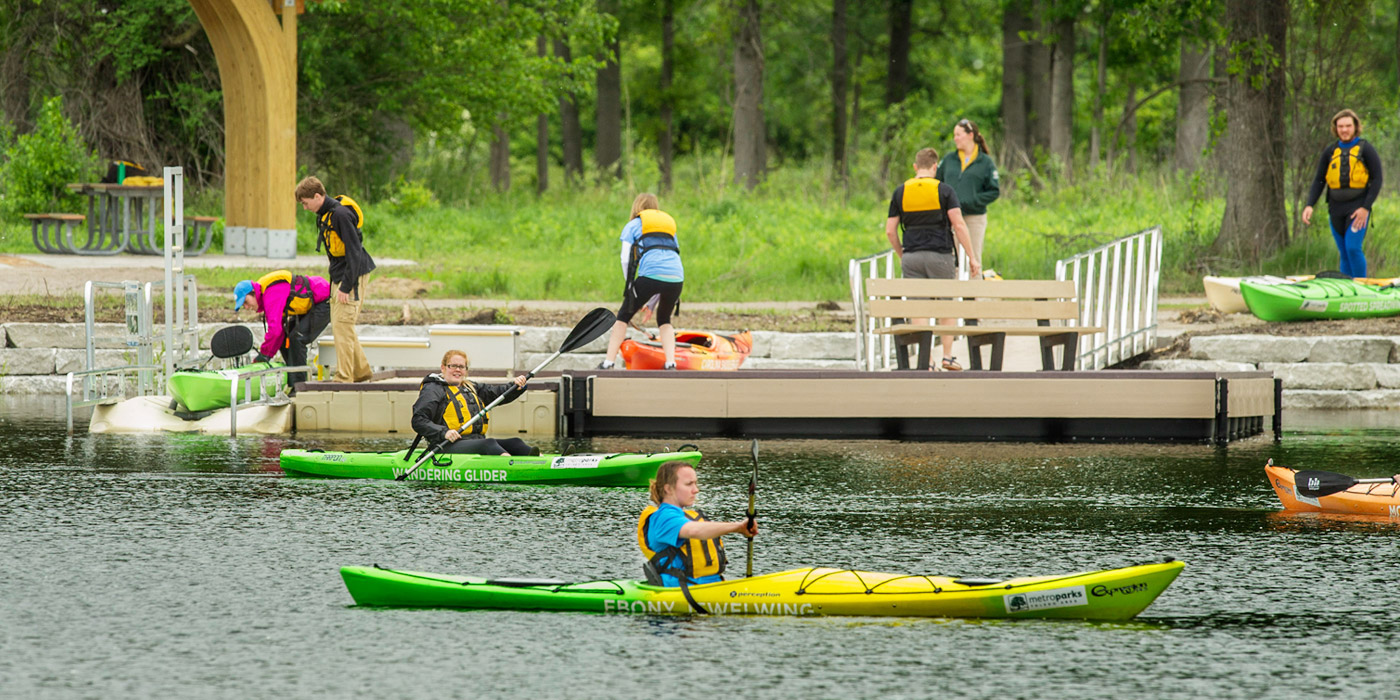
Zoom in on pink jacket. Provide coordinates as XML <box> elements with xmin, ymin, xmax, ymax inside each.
<box><xmin>256</xmin><ymin>275</ymin><xmax>331</xmax><ymax>358</ymax></box>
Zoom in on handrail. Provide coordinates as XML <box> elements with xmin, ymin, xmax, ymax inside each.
<box><xmin>1054</xmin><ymin>226</ymin><xmax>1162</xmax><ymax>370</ymax></box>
<box><xmin>227</xmin><ymin>364</ymin><xmax>310</xmax><ymax>436</ymax></box>
<box><xmin>65</xmin><ymin>365</ymin><xmax>162</xmax><ymax>433</ymax></box>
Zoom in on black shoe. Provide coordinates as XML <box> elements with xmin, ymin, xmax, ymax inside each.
<box><xmin>663</xmin><ymin>362</ymin><xmax>677</xmax><ymax>370</ymax></box>
<box><xmin>529</xmin><ymin>447</ymin><xmax>542</xmax><ymax>456</ymax></box>
<box><xmin>596</xmin><ymin>361</ymin><xmax>615</xmax><ymax>370</ymax></box>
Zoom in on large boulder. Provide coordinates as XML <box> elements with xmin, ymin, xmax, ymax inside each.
<box><xmin>0</xmin><ymin>348</ymin><xmax>56</xmax><ymax>375</ymax></box>
<box><xmin>1190</xmin><ymin>335</ymin><xmax>1316</xmax><ymax>363</ymax></box>
<box><xmin>1307</xmin><ymin>336</ymin><xmax>1396</xmax><ymax>364</ymax></box>
<box><xmin>1259</xmin><ymin>362</ymin><xmax>1377</xmax><ymax>391</ymax></box>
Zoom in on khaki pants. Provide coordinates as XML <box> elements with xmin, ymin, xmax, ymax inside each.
<box><xmin>963</xmin><ymin>213</ymin><xmax>988</xmax><ymax>262</ymax></box>
<box><xmin>330</xmin><ymin>273</ymin><xmax>373</xmax><ymax>382</ymax></box>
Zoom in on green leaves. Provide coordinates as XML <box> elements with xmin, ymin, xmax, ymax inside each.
<box><xmin>0</xmin><ymin>96</ymin><xmax>96</xmax><ymax>220</ymax></box>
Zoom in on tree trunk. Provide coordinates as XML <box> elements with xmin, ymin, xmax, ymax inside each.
<box><xmin>831</xmin><ymin>0</ymin><xmax>849</xmax><ymax>185</ymax></box>
<box><xmin>1089</xmin><ymin>9</ymin><xmax>1108</xmax><ymax>170</ymax></box>
<box><xmin>1049</xmin><ymin>11</ymin><xmax>1075</xmax><ymax>179</ymax></box>
<box><xmin>1174</xmin><ymin>39</ymin><xmax>1211</xmax><ymax>172</ymax></box>
<box><xmin>555</xmin><ymin>38</ymin><xmax>584</xmax><ymax>184</ymax></box>
<box><xmin>1001</xmin><ymin>0</ymin><xmax>1031</xmax><ymax>168</ymax></box>
<box><xmin>1121</xmin><ymin>83</ymin><xmax>1137</xmax><ymax>174</ymax></box>
<box><xmin>490</xmin><ymin>120</ymin><xmax>510</xmax><ymax>192</ymax></box>
<box><xmin>536</xmin><ymin>34</ymin><xmax>549</xmax><ymax>194</ymax></box>
<box><xmin>1216</xmin><ymin>0</ymin><xmax>1288</xmax><ymax>261</ymax></box>
<box><xmin>659</xmin><ymin>0</ymin><xmax>675</xmax><ymax>193</ymax></box>
<box><xmin>732</xmin><ymin>0</ymin><xmax>766</xmax><ymax>190</ymax></box>
<box><xmin>595</xmin><ymin>0</ymin><xmax>623</xmax><ymax>180</ymax></box>
<box><xmin>1028</xmin><ymin>0</ymin><xmax>1053</xmax><ymax>155</ymax></box>
<box><xmin>885</xmin><ymin>0</ymin><xmax>913</xmax><ymax>107</ymax></box>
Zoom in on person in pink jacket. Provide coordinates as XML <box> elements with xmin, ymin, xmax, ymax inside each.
<box><xmin>233</xmin><ymin>271</ymin><xmax>333</xmax><ymax>388</ymax></box>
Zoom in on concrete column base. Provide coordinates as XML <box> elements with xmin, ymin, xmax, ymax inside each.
<box><xmin>266</xmin><ymin>229</ymin><xmax>297</xmax><ymax>259</ymax></box>
<box><xmin>245</xmin><ymin>227</ymin><xmax>269</xmax><ymax>256</ymax></box>
<box><xmin>224</xmin><ymin>225</ymin><xmax>246</xmax><ymax>255</ymax></box>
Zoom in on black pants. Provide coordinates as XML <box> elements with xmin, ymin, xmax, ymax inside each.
<box><xmin>280</xmin><ymin>301</ymin><xmax>331</xmax><ymax>387</ymax></box>
<box><xmin>441</xmin><ymin>436</ymin><xmax>535</xmax><ymax>456</ymax></box>
<box><xmin>618</xmin><ymin>277</ymin><xmax>683</xmax><ymax>325</ymax></box>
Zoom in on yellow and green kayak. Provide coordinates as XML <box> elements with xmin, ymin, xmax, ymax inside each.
<box><xmin>280</xmin><ymin>448</ymin><xmax>700</xmax><ymax>487</ymax></box>
<box><xmin>340</xmin><ymin>559</ymin><xmax>1183</xmax><ymax>620</ymax></box>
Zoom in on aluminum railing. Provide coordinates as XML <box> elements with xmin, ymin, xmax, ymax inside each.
<box><xmin>1054</xmin><ymin>226</ymin><xmax>1162</xmax><ymax>370</ymax></box>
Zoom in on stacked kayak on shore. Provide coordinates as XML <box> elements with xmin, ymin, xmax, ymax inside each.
<box><xmin>620</xmin><ymin>330</ymin><xmax>753</xmax><ymax>370</ymax></box>
<box><xmin>167</xmin><ymin>361</ymin><xmax>283</xmax><ymax>412</ymax></box>
<box><xmin>280</xmin><ymin>448</ymin><xmax>700</xmax><ymax>487</ymax></box>
<box><xmin>1265</xmin><ymin>462</ymin><xmax>1400</xmax><ymax>516</ymax></box>
<box><xmin>1240</xmin><ymin>277</ymin><xmax>1400</xmax><ymax>322</ymax></box>
<box><xmin>340</xmin><ymin>559</ymin><xmax>1183</xmax><ymax>620</ymax></box>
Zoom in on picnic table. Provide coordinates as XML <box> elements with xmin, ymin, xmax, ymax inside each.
<box><xmin>38</xmin><ymin>182</ymin><xmax>218</xmax><ymax>256</ymax></box>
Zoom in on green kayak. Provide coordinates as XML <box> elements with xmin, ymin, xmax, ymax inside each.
<box><xmin>279</xmin><ymin>448</ymin><xmax>700</xmax><ymax>487</ymax></box>
<box><xmin>167</xmin><ymin>361</ymin><xmax>283</xmax><ymax>412</ymax></box>
<box><xmin>339</xmin><ymin>559</ymin><xmax>1184</xmax><ymax>620</ymax></box>
<box><xmin>1240</xmin><ymin>277</ymin><xmax>1400</xmax><ymax>322</ymax></box>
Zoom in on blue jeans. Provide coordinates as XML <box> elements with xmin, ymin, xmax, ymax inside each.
<box><xmin>1329</xmin><ymin>209</ymin><xmax>1368</xmax><ymax>278</ymax></box>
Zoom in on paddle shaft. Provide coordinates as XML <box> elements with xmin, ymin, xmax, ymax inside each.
<box><xmin>745</xmin><ymin>439</ymin><xmax>758</xmax><ymax>578</ymax></box>
<box><xmin>395</xmin><ymin>377</ymin><xmax>528</xmax><ymax>481</ymax></box>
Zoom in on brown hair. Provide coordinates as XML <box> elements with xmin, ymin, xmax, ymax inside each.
<box><xmin>648</xmin><ymin>460</ymin><xmax>693</xmax><ymax>504</ymax></box>
<box><xmin>957</xmin><ymin>119</ymin><xmax>991</xmax><ymax>156</ymax></box>
<box><xmin>914</xmin><ymin>147</ymin><xmax>940</xmax><ymax>170</ymax></box>
<box><xmin>1331</xmin><ymin>109</ymin><xmax>1362</xmax><ymax>138</ymax></box>
<box><xmin>630</xmin><ymin>192</ymin><xmax>660</xmax><ymax>219</ymax></box>
<box><xmin>294</xmin><ymin>176</ymin><xmax>327</xmax><ymax>201</ymax></box>
<box><xmin>440</xmin><ymin>349</ymin><xmax>468</xmax><ymax>368</ymax></box>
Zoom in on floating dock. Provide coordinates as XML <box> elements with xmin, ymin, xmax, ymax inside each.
<box><xmin>293</xmin><ymin>369</ymin><xmax>1278</xmax><ymax>444</ymax></box>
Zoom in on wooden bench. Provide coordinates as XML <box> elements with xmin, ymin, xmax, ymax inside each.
<box><xmin>865</xmin><ymin>278</ymin><xmax>1105</xmax><ymax>371</ymax></box>
<box><xmin>25</xmin><ymin>213</ymin><xmax>87</xmax><ymax>254</ymax></box>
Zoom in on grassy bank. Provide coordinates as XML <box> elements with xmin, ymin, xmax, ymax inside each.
<box><xmin>2</xmin><ymin>159</ymin><xmax>1394</xmax><ymax>300</ymax></box>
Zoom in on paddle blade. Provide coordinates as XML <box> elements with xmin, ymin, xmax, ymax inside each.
<box><xmin>210</xmin><ymin>325</ymin><xmax>255</xmax><ymax>358</ymax></box>
<box><xmin>558</xmin><ymin>307</ymin><xmax>616</xmax><ymax>353</ymax></box>
<box><xmin>1294</xmin><ymin>470</ymin><xmax>1359</xmax><ymax>498</ymax></box>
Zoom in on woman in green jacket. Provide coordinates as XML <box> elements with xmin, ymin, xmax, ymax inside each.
<box><xmin>934</xmin><ymin>119</ymin><xmax>1001</xmax><ymax>266</ymax></box>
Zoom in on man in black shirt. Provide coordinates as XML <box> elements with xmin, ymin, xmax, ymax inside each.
<box><xmin>295</xmin><ymin>176</ymin><xmax>377</xmax><ymax>382</ymax></box>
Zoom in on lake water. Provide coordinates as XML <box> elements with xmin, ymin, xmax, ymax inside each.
<box><xmin>3</xmin><ymin>396</ymin><xmax>1397</xmax><ymax>699</ymax></box>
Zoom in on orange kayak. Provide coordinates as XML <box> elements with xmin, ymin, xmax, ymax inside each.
<box><xmin>1265</xmin><ymin>463</ymin><xmax>1400</xmax><ymax>516</ymax></box>
<box><xmin>619</xmin><ymin>330</ymin><xmax>754</xmax><ymax>370</ymax></box>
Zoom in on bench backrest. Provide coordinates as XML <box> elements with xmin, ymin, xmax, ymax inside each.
<box><xmin>865</xmin><ymin>278</ymin><xmax>1082</xmax><ymax>322</ymax></box>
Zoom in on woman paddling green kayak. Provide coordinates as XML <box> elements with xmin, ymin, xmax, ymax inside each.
<box><xmin>341</xmin><ymin>454</ymin><xmax>1185</xmax><ymax>619</ymax></box>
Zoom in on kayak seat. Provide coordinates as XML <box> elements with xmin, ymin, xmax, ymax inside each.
<box><xmin>642</xmin><ymin>561</ymin><xmax>664</xmax><ymax>586</ymax></box>
<box><xmin>485</xmin><ymin>577</ymin><xmax>568</xmax><ymax>588</ymax></box>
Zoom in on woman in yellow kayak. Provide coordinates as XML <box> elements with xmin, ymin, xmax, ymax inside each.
<box><xmin>638</xmin><ymin>461</ymin><xmax>757</xmax><ymax>587</ymax></box>
<box><xmin>410</xmin><ymin>350</ymin><xmax>533</xmax><ymax>456</ymax></box>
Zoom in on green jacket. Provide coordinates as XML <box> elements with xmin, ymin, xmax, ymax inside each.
<box><xmin>934</xmin><ymin>151</ymin><xmax>1001</xmax><ymax>216</ymax></box>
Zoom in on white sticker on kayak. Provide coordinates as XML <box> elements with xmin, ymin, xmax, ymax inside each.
<box><xmin>1004</xmin><ymin>585</ymin><xmax>1087</xmax><ymax>613</ymax></box>
<box><xmin>552</xmin><ymin>455</ymin><xmax>607</xmax><ymax>470</ymax></box>
<box><xmin>1299</xmin><ymin>300</ymin><xmax>1328</xmax><ymax>312</ymax></box>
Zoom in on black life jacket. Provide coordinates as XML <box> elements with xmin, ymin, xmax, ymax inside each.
<box><xmin>898</xmin><ymin>177</ymin><xmax>953</xmax><ymax>254</ymax></box>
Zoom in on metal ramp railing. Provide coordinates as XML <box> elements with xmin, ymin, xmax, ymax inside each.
<box><xmin>1054</xmin><ymin>226</ymin><xmax>1162</xmax><ymax>371</ymax></box>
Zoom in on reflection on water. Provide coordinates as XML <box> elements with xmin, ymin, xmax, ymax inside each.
<box><xmin>3</xmin><ymin>395</ymin><xmax>1399</xmax><ymax>698</ymax></box>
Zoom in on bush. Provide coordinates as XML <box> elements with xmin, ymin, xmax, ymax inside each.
<box><xmin>0</xmin><ymin>97</ymin><xmax>97</xmax><ymax>220</ymax></box>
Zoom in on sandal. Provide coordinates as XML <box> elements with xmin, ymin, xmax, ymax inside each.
<box><xmin>941</xmin><ymin>357</ymin><xmax>963</xmax><ymax>372</ymax></box>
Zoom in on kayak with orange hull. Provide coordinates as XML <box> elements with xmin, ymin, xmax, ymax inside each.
<box><xmin>1265</xmin><ymin>463</ymin><xmax>1400</xmax><ymax>516</ymax></box>
<box><xmin>620</xmin><ymin>330</ymin><xmax>754</xmax><ymax>370</ymax></box>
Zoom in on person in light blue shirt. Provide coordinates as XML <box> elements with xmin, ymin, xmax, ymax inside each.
<box><xmin>599</xmin><ymin>193</ymin><xmax>685</xmax><ymax>370</ymax></box>
<box><xmin>636</xmin><ymin>461</ymin><xmax>756</xmax><ymax>587</ymax></box>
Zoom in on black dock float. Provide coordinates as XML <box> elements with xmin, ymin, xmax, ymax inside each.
<box><xmin>560</xmin><ymin>370</ymin><xmax>1277</xmax><ymax>444</ymax></box>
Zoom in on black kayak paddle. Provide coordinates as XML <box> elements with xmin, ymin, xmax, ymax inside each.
<box><xmin>1294</xmin><ymin>469</ymin><xmax>1396</xmax><ymax>499</ymax></box>
<box><xmin>745</xmin><ymin>439</ymin><xmax>758</xmax><ymax>578</ymax></box>
<box><xmin>395</xmin><ymin>307</ymin><xmax>616</xmax><ymax>481</ymax></box>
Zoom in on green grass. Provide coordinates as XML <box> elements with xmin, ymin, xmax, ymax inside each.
<box><xmin>2</xmin><ymin>156</ymin><xmax>1394</xmax><ymax>300</ymax></box>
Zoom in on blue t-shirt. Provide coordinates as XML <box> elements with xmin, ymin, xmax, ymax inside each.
<box><xmin>645</xmin><ymin>503</ymin><xmax>721</xmax><ymax>586</ymax></box>
<box><xmin>621</xmin><ymin>217</ymin><xmax>684</xmax><ymax>282</ymax></box>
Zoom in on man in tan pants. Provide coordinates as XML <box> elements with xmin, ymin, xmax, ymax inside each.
<box><xmin>295</xmin><ymin>176</ymin><xmax>376</xmax><ymax>382</ymax></box>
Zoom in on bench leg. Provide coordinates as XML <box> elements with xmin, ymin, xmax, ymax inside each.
<box><xmin>895</xmin><ymin>331</ymin><xmax>933</xmax><ymax>370</ymax></box>
<box><xmin>966</xmin><ymin>333</ymin><xmax>1007</xmax><ymax>370</ymax></box>
<box><xmin>1040</xmin><ymin>332</ymin><xmax>1081</xmax><ymax>370</ymax></box>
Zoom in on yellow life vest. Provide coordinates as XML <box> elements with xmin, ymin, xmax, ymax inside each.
<box><xmin>637</xmin><ymin>504</ymin><xmax>727</xmax><ymax>583</ymax></box>
<box><xmin>899</xmin><ymin>177</ymin><xmax>952</xmax><ymax>253</ymax></box>
<box><xmin>627</xmin><ymin>209</ymin><xmax>680</xmax><ymax>286</ymax></box>
<box><xmin>1326</xmin><ymin>142</ymin><xmax>1370</xmax><ymax>200</ymax></box>
<box><xmin>425</xmin><ymin>379</ymin><xmax>489</xmax><ymax>436</ymax></box>
<box><xmin>317</xmin><ymin>195</ymin><xmax>365</xmax><ymax>258</ymax></box>
<box><xmin>254</xmin><ymin>270</ymin><xmax>316</xmax><ymax>316</ymax></box>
